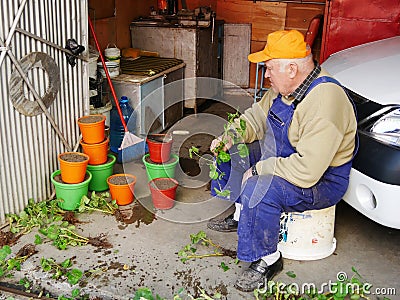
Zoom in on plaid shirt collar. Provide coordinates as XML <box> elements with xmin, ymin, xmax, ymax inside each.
<box><xmin>290</xmin><ymin>64</ymin><xmax>321</xmax><ymax>102</ymax></box>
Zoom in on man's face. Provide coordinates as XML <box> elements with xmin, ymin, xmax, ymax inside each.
<box><xmin>264</xmin><ymin>60</ymin><xmax>290</xmax><ymax>95</ymax></box>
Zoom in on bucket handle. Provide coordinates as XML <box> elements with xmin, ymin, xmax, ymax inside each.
<box><xmin>106</xmin><ymin>43</ymin><xmax>118</xmax><ymax>49</ymax></box>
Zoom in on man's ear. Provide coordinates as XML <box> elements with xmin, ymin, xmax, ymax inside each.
<box><xmin>288</xmin><ymin>63</ymin><xmax>298</xmax><ymax>79</ymax></box>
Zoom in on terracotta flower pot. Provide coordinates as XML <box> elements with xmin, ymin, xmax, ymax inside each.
<box><xmin>77</xmin><ymin>114</ymin><xmax>106</xmax><ymax>144</ymax></box>
<box><xmin>146</xmin><ymin>133</ymin><xmax>173</xmax><ymax>163</ymax></box>
<box><xmin>58</xmin><ymin>152</ymin><xmax>89</xmax><ymax>184</ymax></box>
<box><xmin>80</xmin><ymin>137</ymin><xmax>109</xmax><ymax>165</ymax></box>
<box><xmin>149</xmin><ymin>177</ymin><xmax>178</xmax><ymax>210</ymax></box>
<box><xmin>107</xmin><ymin>173</ymin><xmax>136</xmax><ymax>206</ymax></box>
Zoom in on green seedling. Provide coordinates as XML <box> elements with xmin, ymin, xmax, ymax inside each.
<box><xmin>0</xmin><ymin>245</ymin><xmax>34</xmax><ymax>279</ymax></box>
<box><xmin>6</xmin><ymin>198</ymin><xmax>65</xmax><ymax>234</ymax></box>
<box><xmin>40</xmin><ymin>257</ymin><xmax>83</xmax><ymax>286</ymax></box>
<box><xmin>78</xmin><ymin>191</ymin><xmax>117</xmax><ymax>215</ymax></box>
<box><xmin>178</xmin><ymin>231</ymin><xmax>224</xmax><ymax>263</ymax></box>
<box><xmin>220</xmin><ymin>262</ymin><xmax>230</xmax><ymax>272</ymax></box>
<box><xmin>39</xmin><ymin>223</ymin><xmax>89</xmax><ymax>250</ymax></box>
<box><xmin>189</xmin><ymin>110</ymin><xmax>248</xmax><ymax>197</ymax></box>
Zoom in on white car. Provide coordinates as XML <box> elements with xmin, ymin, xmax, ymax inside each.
<box><xmin>322</xmin><ymin>36</ymin><xmax>400</xmax><ymax>229</ymax></box>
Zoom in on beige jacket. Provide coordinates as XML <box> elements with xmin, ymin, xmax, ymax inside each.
<box><xmin>234</xmin><ymin>68</ymin><xmax>357</xmax><ymax>188</ymax></box>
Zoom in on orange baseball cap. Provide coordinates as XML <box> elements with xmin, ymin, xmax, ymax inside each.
<box><xmin>248</xmin><ymin>30</ymin><xmax>310</xmax><ymax>63</ymax></box>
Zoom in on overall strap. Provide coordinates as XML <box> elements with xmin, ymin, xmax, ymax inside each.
<box><xmin>293</xmin><ymin>75</ymin><xmax>359</xmax><ymax>157</ymax></box>
<box><xmin>292</xmin><ymin>76</ymin><xmax>342</xmax><ymax>109</ymax></box>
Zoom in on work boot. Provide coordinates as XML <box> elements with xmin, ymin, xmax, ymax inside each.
<box><xmin>234</xmin><ymin>253</ymin><xmax>284</xmax><ymax>292</ymax></box>
<box><xmin>207</xmin><ymin>213</ymin><xmax>238</xmax><ymax>232</ymax></box>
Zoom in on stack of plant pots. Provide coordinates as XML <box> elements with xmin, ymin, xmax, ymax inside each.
<box><xmin>51</xmin><ymin>114</ymin><xmax>138</xmax><ymax>209</ymax></box>
<box><xmin>142</xmin><ymin>133</ymin><xmax>179</xmax><ymax>210</ymax></box>
<box><xmin>52</xmin><ymin>151</ymin><xmax>91</xmax><ymax>211</ymax></box>
<box><xmin>77</xmin><ymin>114</ymin><xmax>116</xmax><ymax>193</ymax></box>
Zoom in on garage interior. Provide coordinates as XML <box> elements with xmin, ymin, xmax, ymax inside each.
<box><xmin>0</xmin><ymin>0</ymin><xmax>399</xmax><ymax>299</ymax></box>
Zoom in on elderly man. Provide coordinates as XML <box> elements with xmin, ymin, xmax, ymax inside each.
<box><xmin>207</xmin><ymin>30</ymin><xmax>358</xmax><ymax>292</ymax></box>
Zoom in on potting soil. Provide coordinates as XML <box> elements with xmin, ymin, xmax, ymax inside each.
<box><xmin>109</xmin><ymin>175</ymin><xmax>135</xmax><ymax>185</ymax></box>
<box><xmin>150</xmin><ymin>178</ymin><xmax>177</xmax><ymax>190</ymax></box>
<box><xmin>59</xmin><ymin>153</ymin><xmax>88</xmax><ymax>162</ymax></box>
<box><xmin>78</xmin><ymin>115</ymin><xmax>104</xmax><ymax>123</ymax></box>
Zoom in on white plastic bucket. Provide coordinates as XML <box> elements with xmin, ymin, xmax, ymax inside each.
<box><xmin>278</xmin><ymin>205</ymin><xmax>336</xmax><ymax>260</ymax></box>
<box><xmin>97</xmin><ymin>61</ymin><xmax>120</xmax><ymax>78</ymax></box>
<box><xmin>104</xmin><ymin>44</ymin><xmax>121</xmax><ymax>64</ymax></box>
<box><xmin>90</xmin><ymin>101</ymin><xmax>112</xmax><ymax>126</ymax></box>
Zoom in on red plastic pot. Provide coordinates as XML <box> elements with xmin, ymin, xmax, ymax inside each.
<box><xmin>146</xmin><ymin>133</ymin><xmax>173</xmax><ymax>163</ymax></box>
<box><xmin>148</xmin><ymin>177</ymin><xmax>178</xmax><ymax>210</ymax></box>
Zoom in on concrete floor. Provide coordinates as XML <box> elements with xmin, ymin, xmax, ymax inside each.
<box><xmin>1</xmin><ymin>93</ymin><xmax>400</xmax><ymax>300</ymax></box>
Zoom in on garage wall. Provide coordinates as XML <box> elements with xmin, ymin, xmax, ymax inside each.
<box><xmin>0</xmin><ymin>0</ymin><xmax>89</xmax><ymax>224</ymax></box>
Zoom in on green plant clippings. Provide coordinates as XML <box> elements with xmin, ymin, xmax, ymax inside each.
<box><xmin>220</xmin><ymin>262</ymin><xmax>230</xmax><ymax>272</ymax></box>
<box><xmin>286</xmin><ymin>270</ymin><xmax>296</xmax><ymax>278</ymax></box>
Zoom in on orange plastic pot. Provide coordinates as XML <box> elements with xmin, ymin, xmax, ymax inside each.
<box><xmin>77</xmin><ymin>114</ymin><xmax>106</xmax><ymax>144</ymax></box>
<box><xmin>58</xmin><ymin>152</ymin><xmax>90</xmax><ymax>184</ymax></box>
<box><xmin>80</xmin><ymin>138</ymin><xmax>109</xmax><ymax>165</ymax></box>
<box><xmin>146</xmin><ymin>133</ymin><xmax>173</xmax><ymax>163</ymax></box>
<box><xmin>107</xmin><ymin>173</ymin><xmax>136</xmax><ymax>206</ymax></box>
<box><xmin>149</xmin><ymin>177</ymin><xmax>178</xmax><ymax>210</ymax></box>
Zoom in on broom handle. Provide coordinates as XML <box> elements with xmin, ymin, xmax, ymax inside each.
<box><xmin>88</xmin><ymin>16</ymin><xmax>128</xmax><ymax>132</ymax></box>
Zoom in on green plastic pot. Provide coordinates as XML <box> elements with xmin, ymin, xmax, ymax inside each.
<box><xmin>142</xmin><ymin>153</ymin><xmax>179</xmax><ymax>181</ymax></box>
<box><xmin>51</xmin><ymin>170</ymin><xmax>92</xmax><ymax>211</ymax></box>
<box><xmin>87</xmin><ymin>154</ymin><xmax>116</xmax><ymax>191</ymax></box>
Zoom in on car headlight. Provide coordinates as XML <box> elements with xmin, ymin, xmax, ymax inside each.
<box><xmin>369</xmin><ymin>107</ymin><xmax>400</xmax><ymax>147</ymax></box>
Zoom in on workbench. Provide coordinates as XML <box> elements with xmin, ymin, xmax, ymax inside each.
<box><xmin>106</xmin><ymin>62</ymin><xmax>185</xmax><ymax>135</ymax></box>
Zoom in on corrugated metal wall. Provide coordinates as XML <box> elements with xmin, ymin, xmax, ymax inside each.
<box><xmin>0</xmin><ymin>0</ymin><xmax>89</xmax><ymax>224</ymax></box>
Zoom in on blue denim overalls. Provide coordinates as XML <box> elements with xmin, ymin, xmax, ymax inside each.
<box><xmin>211</xmin><ymin>76</ymin><xmax>358</xmax><ymax>262</ymax></box>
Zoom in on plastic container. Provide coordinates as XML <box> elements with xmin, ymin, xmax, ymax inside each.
<box><xmin>51</xmin><ymin>170</ymin><xmax>92</xmax><ymax>211</ymax></box>
<box><xmin>87</xmin><ymin>154</ymin><xmax>116</xmax><ymax>191</ymax></box>
<box><xmin>277</xmin><ymin>205</ymin><xmax>336</xmax><ymax>260</ymax></box>
<box><xmin>109</xmin><ymin>96</ymin><xmax>136</xmax><ymax>153</ymax></box>
<box><xmin>97</xmin><ymin>61</ymin><xmax>119</xmax><ymax>78</ymax></box>
<box><xmin>142</xmin><ymin>153</ymin><xmax>179</xmax><ymax>181</ymax></box>
<box><xmin>80</xmin><ymin>137</ymin><xmax>109</xmax><ymax>165</ymax></box>
<box><xmin>107</xmin><ymin>173</ymin><xmax>136</xmax><ymax>206</ymax></box>
<box><xmin>149</xmin><ymin>177</ymin><xmax>178</xmax><ymax>210</ymax></box>
<box><xmin>104</xmin><ymin>44</ymin><xmax>121</xmax><ymax>64</ymax></box>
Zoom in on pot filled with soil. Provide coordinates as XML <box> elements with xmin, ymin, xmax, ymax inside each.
<box><xmin>142</xmin><ymin>153</ymin><xmax>179</xmax><ymax>182</ymax></box>
<box><xmin>77</xmin><ymin>114</ymin><xmax>106</xmax><ymax>144</ymax></box>
<box><xmin>146</xmin><ymin>133</ymin><xmax>173</xmax><ymax>163</ymax></box>
<box><xmin>87</xmin><ymin>154</ymin><xmax>116</xmax><ymax>192</ymax></box>
<box><xmin>149</xmin><ymin>177</ymin><xmax>178</xmax><ymax>210</ymax></box>
<box><xmin>58</xmin><ymin>152</ymin><xmax>89</xmax><ymax>184</ymax></box>
<box><xmin>107</xmin><ymin>173</ymin><xmax>136</xmax><ymax>206</ymax></box>
<box><xmin>80</xmin><ymin>137</ymin><xmax>109</xmax><ymax>165</ymax></box>
<box><xmin>51</xmin><ymin>170</ymin><xmax>92</xmax><ymax>211</ymax></box>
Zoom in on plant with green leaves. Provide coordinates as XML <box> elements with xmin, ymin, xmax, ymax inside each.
<box><xmin>6</xmin><ymin>198</ymin><xmax>66</xmax><ymax>234</ymax></box>
<box><xmin>39</xmin><ymin>222</ymin><xmax>89</xmax><ymax>250</ymax></box>
<box><xmin>40</xmin><ymin>257</ymin><xmax>83</xmax><ymax>286</ymax></box>
<box><xmin>189</xmin><ymin>111</ymin><xmax>249</xmax><ymax>198</ymax></box>
<box><xmin>178</xmin><ymin>231</ymin><xmax>224</xmax><ymax>263</ymax></box>
<box><xmin>0</xmin><ymin>245</ymin><xmax>32</xmax><ymax>278</ymax></box>
<box><xmin>78</xmin><ymin>191</ymin><xmax>117</xmax><ymax>215</ymax></box>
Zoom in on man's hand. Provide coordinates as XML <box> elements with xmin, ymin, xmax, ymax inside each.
<box><xmin>242</xmin><ymin>168</ymin><xmax>252</xmax><ymax>185</ymax></box>
<box><xmin>210</xmin><ymin>135</ymin><xmax>233</xmax><ymax>156</ymax></box>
